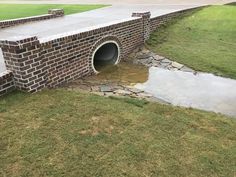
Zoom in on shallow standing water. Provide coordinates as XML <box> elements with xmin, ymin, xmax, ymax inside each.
<box><xmin>88</xmin><ymin>61</ymin><xmax>148</xmax><ymax>85</ymax></box>
<box><xmin>135</xmin><ymin>67</ymin><xmax>236</xmax><ymax>117</ymax></box>
<box><xmin>71</xmin><ymin>60</ymin><xmax>236</xmax><ymax>117</ymax></box>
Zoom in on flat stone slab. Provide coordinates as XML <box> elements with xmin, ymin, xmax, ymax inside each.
<box><xmin>128</xmin><ymin>87</ymin><xmax>144</xmax><ymax>94</ymax></box>
<box><xmin>91</xmin><ymin>86</ymin><xmax>100</xmax><ymax>92</ymax></box>
<box><xmin>138</xmin><ymin>92</ymin><xmax>153</xmax><ymax>98</ymax></box>
<box><xmin>153</xmin><ymin>55</ymin><xmax>165</xmax><ymax>61</ymax></box>
<box><xmin>100</xmin><ymin>85</ymin><xmax>113</xmax><ymax>92</ymax></box>
<box><xmin>171</xmin><ymin>61</ymin><xmax>183</xmax><ymax>69</ymax></box>
<box><xmin>131</xmin><ymin>47</ymin><xmax>196</xmax><ymax>73</ymax></box>
<box><xmin>162</xmin><ymin>59</ymin><xmax>172</xmax><ymax>63</ymax></box>
<box><xmin>114</xmin><ymin>89</ymin><xmax>132</xmax><ymax>95</ymax></box>
<box><xmin>181</xmin><ymin>66</ymin><xmax>195</xmax><ymax>73</ymax></box>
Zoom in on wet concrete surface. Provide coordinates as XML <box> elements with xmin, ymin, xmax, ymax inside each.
<box><xmin>135</xmin><ymin>67</ymin><xmax>236</xmax><ymax>117</ymax></box>
<box><xmin>64</xmin><ymin>47</ymin><xmax>236</xmax><ymax>117</ymax></box>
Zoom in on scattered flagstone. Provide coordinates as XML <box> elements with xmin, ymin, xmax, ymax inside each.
<box><xmin>131</xmin><ymin>46</ymin><xmax>196</xmax><ymax>74</ymax></box>
<box><xmin>63</xmin><ymin>46</ymin><xmax>196</xmax><ymax>104</ymax></box>
<box><xmin>100</xmin><ymin>85</ymin><xmax>113</xmax><ymax>92</ymax></box>
<box><xmin>113</xmin><ymin>89</ymin><xmax>131</xmax><ymax>95</ymax></box>
<box><xmin>171</xmin><ymin>61</ymin><xmax>183</xmax><ymax>69</ymax></box>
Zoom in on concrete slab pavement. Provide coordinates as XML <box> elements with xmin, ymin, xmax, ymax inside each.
<box><xmin>0</xmin><ymin>0</ymin><xmax>234</xmax><ymax>5</ymax></box>
<box><xmin>0</xmin><ymin>4</ymin><xmax>199</xmax><ymax>42</ymax></box>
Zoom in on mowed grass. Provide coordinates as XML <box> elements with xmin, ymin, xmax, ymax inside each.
<box><xmin>0</xmin><ymin>4</ymin><xmax>108</xmax><ymax>20</ymax></box>
<box><xmin>147</xmin><ymin>6</ymin><xmax>236</xmax><ymax>79</ymax></box>
<box><xmin>0</xmin><ymin>89</ymin><xmax>235</xmax><ymax>177</ymax></box>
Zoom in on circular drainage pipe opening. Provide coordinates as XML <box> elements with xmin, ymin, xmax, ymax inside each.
<box><xmin>92</xmin><ymin>41</ymin><xmax>120</xmax><ymax>73</ymax></box>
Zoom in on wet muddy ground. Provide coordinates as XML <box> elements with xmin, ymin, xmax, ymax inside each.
<box><xmin>63</xmin><ymin>47</ymin><xmax>236</xmax><ymax>117</ymax></box>
<box><xmin>64</xmin><ymin>60</ymin><xmax>169</xmax><ymax>104</ymax></box>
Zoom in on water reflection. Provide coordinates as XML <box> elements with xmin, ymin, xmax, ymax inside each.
<box><xmin>135</xmin><ymin>67</ymin><xmax>236</xmax><ymax>117</ymax></box>
<box><xmin>88</xmin><ymin>62</ymin><xmax>148</xmax><ymax>85</ymax></box>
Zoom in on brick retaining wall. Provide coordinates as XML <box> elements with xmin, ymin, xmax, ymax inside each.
<box><xmin>0</xmin><ymin>7</ymin><xmax>202</xmax><ymax>96</ymax></box>
<box><xmin>42</xmin><ymin>17</ymin><xmax>143</xmax><ymax>87</ymax></box>
<box><xmin>1</xmin><ymin>37</ymin><xmax>46</xmax><ymax>92</ymax></box>
<box><xmin>132</xmin><ymin>12</ymin><xmax>151</xmax><ymax>42</ymax></box>
<box><xmin>0</xmin><ymin>71</ymin><xmax>14</xmax><ymax>96</ymax></box>
<box><xmin>0</xmin><ymin>17</ymin><xmax>144</xmax><ymax>92</ymax></box>
<box><xmin>0</xmin><ymin>9</ymin><xmax>64</xmax><ymax>29</ymax></box>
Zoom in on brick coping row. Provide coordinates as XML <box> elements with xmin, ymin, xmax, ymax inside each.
<box><xmin>0</xmin><ymin>9</ymin><xmax>64</xmax><ymax>29</ymax></box>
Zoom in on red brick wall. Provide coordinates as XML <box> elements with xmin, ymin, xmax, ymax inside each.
<box><xmin>0</xmin><ymin>17</ymin><xmax>144</xmax><ymax>92</ymax></box>
<box><xmin>0</xmin><ymin>71</ymin><xmax>14</xmax><ymax>96</ymax></box>
<box><xmin>132</xmin><ymin>12</ymin><xmax>151</xmax><ymax>42</ymax></box>
<box><xmin>0</xmin><ymin>37</ymin><xmax>46</xmax><ymax>92</ymax></box>
<box><xmin>41</xmin><ymin>18</ymin><xmax>143</xmax><ymax>87</ymax></box>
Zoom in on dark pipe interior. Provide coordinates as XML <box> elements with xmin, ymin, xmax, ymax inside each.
<box><xmin>94</xmin><ymin>43</ymin><xmax>119</xmax><ymax>71</ymax></box>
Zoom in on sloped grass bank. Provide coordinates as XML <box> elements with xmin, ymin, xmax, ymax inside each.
<box><xmin>147</xmin><ymin>5</ymin><xmax>236</xmax><ymax>79</ymax></box>
<box><xmin>0</xmin><ymin>90</ymin><xmax>235</xmax><ymax>177</ymax></box>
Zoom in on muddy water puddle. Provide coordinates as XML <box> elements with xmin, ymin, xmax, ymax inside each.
<box><xmin>89</xmin><ymin>61</ymin><xmax>148</xmax><ymax>85</ymax></box>
<box><xmin>66</xmin><ymin>53</ymin><xmax>236</xmax><ymax>117</ymax></box>
<box><xmin>65</xmin><ymin>61</ymin><xmax>164</xmax><ymax>102</ymax></box>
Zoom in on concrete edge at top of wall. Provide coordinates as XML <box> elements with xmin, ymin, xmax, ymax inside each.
<box><xmin>0</xmin><ymin>9</ymin><xmax>64</xmax><ymax>29</ymax></box>
<box><xmin>150</xmin><ymin>5</ymin><xmax>208</xmax><ymax>19</ymax></box>
<box><xmin>0</xmin><ymin>70</ymin><xmax>12</xmax><ymax>78</ymax></box>
<box><xmin>0</xmin><ymin>36</ymin><xmax>39</xmax><ymax>49</ymax></box>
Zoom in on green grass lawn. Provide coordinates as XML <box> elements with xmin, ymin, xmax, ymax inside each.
<box><xmin>0</xmin><ymin>4</ymin><xmax>107</xmax><ymax>20</ymax></box>
<box><xmin>0</xmin><ymin>4</ymin><xmax>235</xmax><ymax>177</ymax></box>
<box><xmin>147</xmin><ymin>5</ymin><xmax>236</xmax><ymax>79</ymax></box>
<box><xmin>0</xmin><ymin>90</ymin><xmax>235</xmax><ymax>177</ymax></box>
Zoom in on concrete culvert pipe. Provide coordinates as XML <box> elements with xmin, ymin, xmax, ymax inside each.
<box><xmin>92</xmin><ymin>41</ymin><xmax>120</xmax><ymax>73</ymax></box>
